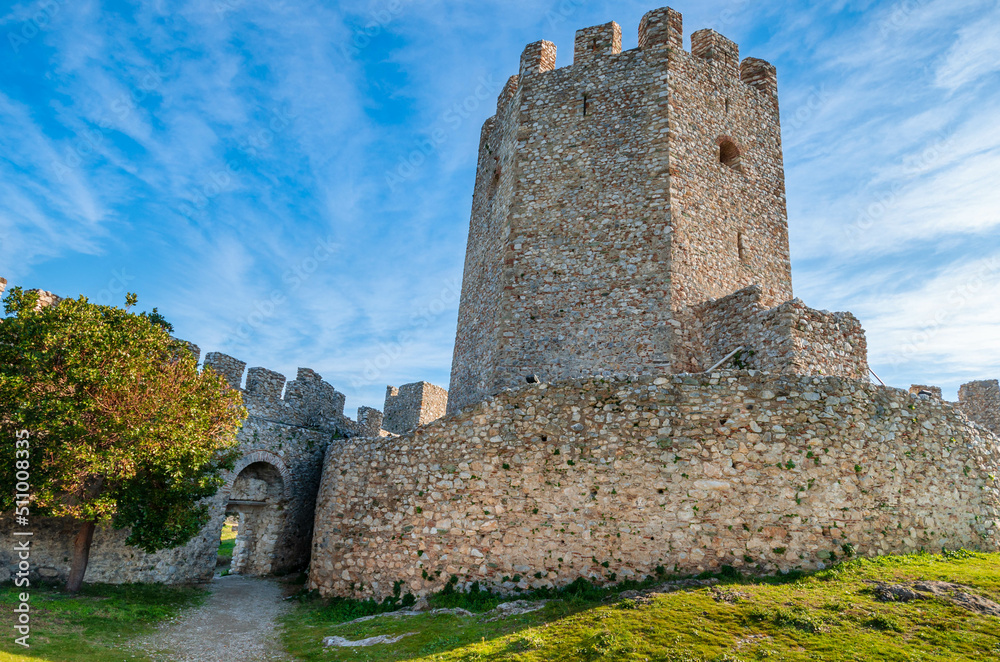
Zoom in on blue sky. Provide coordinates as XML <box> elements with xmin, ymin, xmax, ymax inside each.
<box><xmin>1</xmin><ymin>0</ymin><xmax>998</xmax><ymax>417</ymax></box>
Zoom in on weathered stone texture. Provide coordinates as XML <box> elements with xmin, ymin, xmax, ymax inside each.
<box><xmin>958</xmin><ymin>380</ymin><xmax>1000</xmax><ymax>437</ymax></box>
<box><xmin>910</xmin><ymin>385</ymin><xmax>943</xmax><ymax>400</ymax></box>
<box><xmin>676</xmin><ymin>285</ymin><xmax>868</xmax><ymax>378</ymax></box>
<box><xmin>448</xmin><ymin>7</ymin><xmax>793</xmax><ymax>415</ymax></box>
<box><xmin>309</xmin><ymin>372</ymin><xmax>1000</xmax><ymax>600</ymax></box>
<box><xmin>383</xmin><ymin>382</ymin><xmax>449</xmax><ymax>434</ymax></box>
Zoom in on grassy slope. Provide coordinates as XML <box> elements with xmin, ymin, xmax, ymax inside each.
<box><xmin>282</xmin><ymin>551</ymin><xmax>1000</xmax><ymax>662</ymax></box>
<box><xmin>0</xmin><ymin>583</ymin><xmax>205</xmax><ymax>662</ymax></box>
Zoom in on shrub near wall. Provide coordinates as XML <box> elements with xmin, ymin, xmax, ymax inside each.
<box><xmin>309</xmin><ymin>372</ymin><xmax>1000</xmax><ymax>600</ymax></box>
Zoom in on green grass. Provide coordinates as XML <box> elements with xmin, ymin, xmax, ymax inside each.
<box><xmin>281</xmin><ymin>551</ymin><xmax>1000</xmax><ymax>661</ymax></box>
<box><xmin>217</xmin><ymin>520</ymin><xmax>237</xmax><ymax>562</ymax></box>
<box><xmin>0</xmin><ymin>582</ymin><xmax>205</xmax><ymax>662</ymax></box>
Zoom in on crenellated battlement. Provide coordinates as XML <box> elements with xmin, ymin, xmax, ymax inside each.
<box><xmin>501</xmin><ymin>7</ymin><xmax>778</xmax><ymax>114</ymax></box>
<box><xmin>573</xmin><ymin>21</ymin><xmax>622</xmax><ymax>64</ymax></box>
<box><xmin>449</xmin><ymin>6</ymin><xmax>793</xmax><ymax>414</ymax></box>
<box><xmin>198</xmin><ymin>349</ymin><xmax>376</xmax><ymax>436</ymax></box>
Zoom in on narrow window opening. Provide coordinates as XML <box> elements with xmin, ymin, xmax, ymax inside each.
<box><xmin>725</xmin><ymin>97</ymin><xmax>731</xmax><ymax>114</ymax></box>
<box><xmin>719</xmin><ymin>139</ymin><xmax>742</xmax><ymax>170</ymax></box>
<box><xmin>582</xmin><ymin>93</ymin><xmax>589</xmax><ymax>117</ymax></box>
<box><xmin>591</xmin><ymin>37</ymin><xmax>599</xmax><ymax>52</ymax></box>
<box><xmin>738</xmin><ymin>232</ymin><xmax>747</xmax><ymax>263</ymax></box>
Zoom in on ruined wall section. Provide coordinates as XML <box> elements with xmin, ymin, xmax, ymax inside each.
<box><xmin>676</xmin><ymin>285</ymin><xmax>867</xmax><ymax>380</ymax></box>
<box><xmin>384</xmin><ymin>382</ymin><xmax>448</xmax><ymax>434</ymax></box>
<box><xmin>309</xmin><ymin>373</ymin><xmax>1000</xmax><ymax>601</ymax></box>
<box><xmin>665</xmin><ymin>24</ymin><xmax>792</xmax><ymax>309</ymax></box>
<box><xmin>958</xmin><ymin>380</ymin><xmax>1000</xmax><ymax>437</ymax></box>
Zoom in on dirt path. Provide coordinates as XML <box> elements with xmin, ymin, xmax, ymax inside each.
<box><xmin>134</xmin><ymin>575</ymin><xmax>293</xmax><ymax>661</ymax></box>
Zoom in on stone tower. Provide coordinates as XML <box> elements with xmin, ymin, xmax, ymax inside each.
<box><xmin>448</xmin><ymin>7</ymin><xmax>793</xmax><ymax>414</ymax></box>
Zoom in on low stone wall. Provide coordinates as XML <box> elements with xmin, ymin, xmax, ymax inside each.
<box><xmin>308</xmin><ymin>372</ymin><xmax>1000</xmax><ymax>600</ymax></box>
<box><xmin>0</xmin><ymin>497</ymin><xmax>228</xmax><ymax>585</ymax></box>
<box><xmin>678</xmin><ymin>285</ymin><xmax>867</xmax><ymax>380</ymax></box>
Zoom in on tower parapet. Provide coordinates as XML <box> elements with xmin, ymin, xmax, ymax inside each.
<box><xmin>448</xmin><ymin>6</ymin><xmax>793</xmax><ymax>415</ymax></box>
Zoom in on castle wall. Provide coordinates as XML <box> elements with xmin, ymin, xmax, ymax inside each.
<box><xmin>309</xmin><ymin>372</ymin><xmax>1000</xmax><ymax>600</ymax></box>
<box><xmin>677</xmin><ymin>285</ymin><xmax>868</xmax><ymax>379</ymax></box>
<box><xmin>1</xmin><ymin>352</ymin><xmax>379</xmax><ymax>585</ymax></box>
<box><xmin>958</xmin><ymin>380</ymin><xmax>1000</xmax><ymax>437</ymax></box>
<box><xmin>665</xmin><ymin>27</ymin><xmax>791</xmax><ymax>310</ymax></box>
<box><xmin>383</xmin><ymin>382</ymin><xmax>449</xmax><ymax>434</ymax></box>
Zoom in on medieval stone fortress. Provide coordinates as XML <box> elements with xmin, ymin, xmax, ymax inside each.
<box><xmin>2</xmin><ymin>7</ymin><xmax>998</xmax><ymax>602</ymax></box>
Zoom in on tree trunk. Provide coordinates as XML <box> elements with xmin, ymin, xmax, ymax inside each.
<box><xmin>66</xmin><ymin>521</ymin><xmax>96</xmax><ymax>594</ymax></box>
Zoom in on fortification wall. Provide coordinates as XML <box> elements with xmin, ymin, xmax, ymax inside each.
<box><xmin>958</xmin><ymin>380</ymin><xmax>1000</xmax><ymax>437</ymax></box>
<box><xmin>384</xmin><ymin>382</ymin><xmax>448</xmax><ymax>434</ymax></box>
<box><xmin>1</xmin><ymin>346</ymin><xmax>379</xmax><ymax>585</ymax></box>
<box><xmin>664</xmin><ymin>17</ymin><xmax>791</xmax><ymax>310</ymax></box>
<box><xmin>677</xmin><ymin>285</ymin><xmax>867</xmax><ymax>379</ymax></box>
<box><xmin>309</xmin><ymin>372</ymin><xmax>1000</xmax><ymax>600</ymax></box>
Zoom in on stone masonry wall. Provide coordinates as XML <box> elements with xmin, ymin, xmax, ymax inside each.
<box><xmin>309</xmin><ymin>372</ymin><xmax>1000</xmax><ymax>600</ymax></box>
<box><xmin>676</xmin><ymin>285</ymin><xmax>868</xmax><ymax>380</ymax></box>
<box><xmin>958</xmin><ymin>380</ymin><xmax>1000</xmax><ymax>437</ymax></box>
<box><xmin>383</xmin><ymin>382</ymin><xmax>449</xmax><ymax>434</ymax></box>
<box><xmin>448</xmin><ymin>7</ymin><xmax>794</xmax><ymax>414</ymax></box>
<box><xmin>1</xmin><ymin>347</ymin><xmax>381</xmax><ymax>585</ymax></box>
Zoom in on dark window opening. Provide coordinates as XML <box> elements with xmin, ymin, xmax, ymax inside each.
<box><xmin>582</xmin><ymin>93</ymin><xmax>589</xmax><ymax>117</ymax></box>
<box><xmin>725</xmin><ymin>97</ymin><xmax>731</xmax><ymax>113</ymax></box>
<box><xmin>738</xmin><ymin>232</ymin><xmax>747</xmax><ymax>262</ymax></box>
<box><xmin>719</xmin><ymin>139</ymin><xmax>742</xmax><ymax>170</ymax></box>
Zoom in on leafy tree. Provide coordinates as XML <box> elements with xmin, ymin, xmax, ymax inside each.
<box><xmin>0</xmin><ymin>288</ymin><xmax>245</xmax><ymax>593</ymax></box>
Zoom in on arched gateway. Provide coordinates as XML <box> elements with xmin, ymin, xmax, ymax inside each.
<box><xmin>221</xmin><ymin>451</ymin><xmax>290</xmax><ymax>576</ymax></box>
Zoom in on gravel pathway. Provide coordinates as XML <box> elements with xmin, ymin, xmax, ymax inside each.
<box><xmin>134</xmin><ymin>575</ymin><xmax>292</xmax><ymax>661</ymax></box>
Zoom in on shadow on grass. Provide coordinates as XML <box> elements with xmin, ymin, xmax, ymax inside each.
<box><xmin>0</xmin><ymin>581</ymin><xmax>206</xmax><ymax>662</ymax></box>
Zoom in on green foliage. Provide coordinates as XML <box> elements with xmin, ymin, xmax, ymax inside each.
<box><xmin>0</xmin><ymin>289</ymin><xmax>245</xmax><ymax>554</ymax></box>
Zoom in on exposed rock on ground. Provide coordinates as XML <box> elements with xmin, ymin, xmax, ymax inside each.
<box><xmin>866</xmin><ymin>580</ymin><xmax>1000</xmax><ymax>616</ymax></box>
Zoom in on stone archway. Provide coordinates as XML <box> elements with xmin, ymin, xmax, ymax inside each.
<box><xmin>223</xmin><ymin>453</ymin><xmax>289</xmax><ymax>576</ymax></box>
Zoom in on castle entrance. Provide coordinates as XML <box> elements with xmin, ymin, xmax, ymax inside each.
<box><xmin>225</xmin><ymin>461</ymin><xmax>287</xmax><ymax>576</ymax></box>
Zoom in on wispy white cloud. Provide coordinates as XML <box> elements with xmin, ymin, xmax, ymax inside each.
<box><xmin>2</xmin><ymin>0</ymin><xmax>998</xmax><ymax>416</ymax></box>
